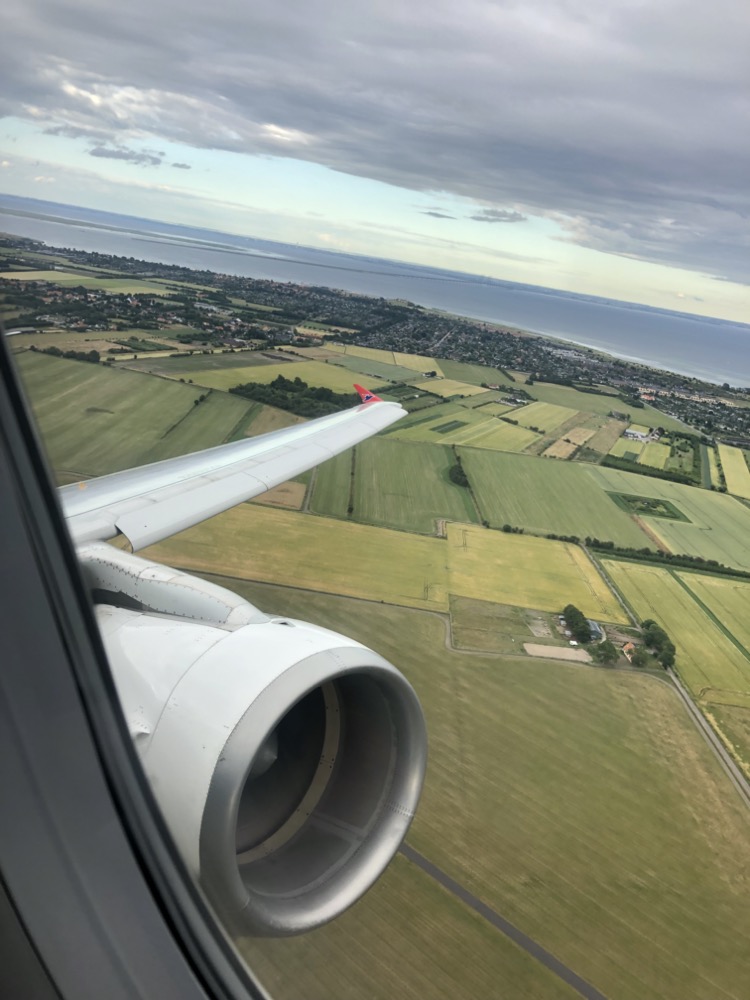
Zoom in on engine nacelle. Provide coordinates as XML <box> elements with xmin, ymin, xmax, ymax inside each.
<box><xmin>95</xmin><ymin>598</ymin><xmax>426</xmax><ymax>937</ymax></box>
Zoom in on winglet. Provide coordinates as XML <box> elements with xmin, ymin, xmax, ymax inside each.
<box><xmin>354</xmin><ymin>384</ymin><xmax>382</xmax><ymax>403</ymax></box>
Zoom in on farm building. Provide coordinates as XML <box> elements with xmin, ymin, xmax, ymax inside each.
<box><xmin>587</xmin><ymin>619</ymin><xmax>605</xmax><ymax>641</ymax></box>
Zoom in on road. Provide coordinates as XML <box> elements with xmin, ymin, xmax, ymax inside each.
<box><xmin>400</xmin><ymin>844</ymin><xmax>608</xmax><ymax>1000</ymax></box>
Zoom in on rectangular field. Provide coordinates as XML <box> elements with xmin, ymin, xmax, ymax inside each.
<box><xmin>460</xmin><ymin>450</ymin><xmax>650</xmax><ymax>547</ymax></box>
<box><xmin>610</xmin><ymin>437</ymin><xmax>645</xmax><ymax>459</ymax></box>
<box><xmin>542</xmin><ymin>427</ymin><xmax>596</xmax><ymax>459</ymax></box>
<box><xmin>324</xmin><ymin>353</ymin><xmax>417</xmax><ymax>382</ymax></box>
<box><xmin>438</xmin><ymin>359</ymin><xmax>511</xmax><ymax>386</ymax></box>
<box><xmin>512</xmin><ymin>401</ymin><xmax>580</xmax><ymax>433</ymax></box>
<box><xmin>639</xmin><ymin>441</ymin><xmax>671</xmax><ymax>469</ymax></box>
<box><xmin>448</xmin><ymin>525</ymin><xmax>627</xmax><ymax>622</ymax></box>
<box><xmin>718</xmin><ymin>443</ymin><xmax>750</xmax><ymax>499</ymax></box>
<box><xmin>352</xmin><ymin>439</ymin><xmax>478</xmax><ymax>532</ymax></box>
<box><xmin>145</xmin><ymin>504</ymin><xmax>450</xmax><ymax>611</ymax></box>
<box><xmin>188</xmin><ymin>359</ymin><xmax>387</xmax><ymax>393</ymax></box>
<box><xmin>411</xmin><ymin>378</ymin><xmax>488</xmax><ymax>398</ymax></box>
<box><xmin>309</xmin><ymin>449</ymin><xmax>353</xmax><ymax>519</ymax></box>
<box><xmin>391</xmin><ymin>408</ymin><xmax>539</xmax><ymax>452</ymax></box>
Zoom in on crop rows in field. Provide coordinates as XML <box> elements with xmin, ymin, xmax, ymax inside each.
<box><xmin>410</xmin><ymin>378</ymin><xmax>488</xmax><ymax>398</ymax></box>
<box><xmin>512</xmin><ymin>401</ymin><xmax>581</xmax><ymax>433</ymax></box>
<box><xmin>187</xmin><ymin>358</ymin><xmax>388</xmax><ymax>393</ymax></box>
<box><xmin>390</xmin><ymin>407</ymin><xmax>540</xmax><ymax>452</ymax></box>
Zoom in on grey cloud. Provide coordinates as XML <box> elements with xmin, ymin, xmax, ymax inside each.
<box><xmin>470</xmin><ymin>209</ymin><xmax>527</xmax><ymax>224</ymax></box>
<box><xmin>89</xmin><ymin>144</ymin><xmax>163</xmax><ymax>166</ymax></box>
<box><xmin>1</xmin><ymin>0</ymin><xmax>748</xmax><ymax>282</ymax></box>
<box><xmin>171</xmin><ymin>161</ymin><xmax>191</xmax><ymax>169</ymax></box>
<box><xmin>422</xmin><ymin>210</ymin><xmax>455</xmax><ymax>219</ymax></box>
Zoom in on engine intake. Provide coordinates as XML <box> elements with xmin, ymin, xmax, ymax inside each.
<box><xmin>95</xmin><ymin>600</ymin><xmax>426</xmax><ymax>937</ymax></box>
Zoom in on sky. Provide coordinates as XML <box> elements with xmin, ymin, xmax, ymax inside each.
<box><xmin>0</xmin><ymin>0</ymin><xmax>748</xmax><ymax>321</ymax></box>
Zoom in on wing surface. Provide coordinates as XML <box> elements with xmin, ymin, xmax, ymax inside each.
<box><xmin>60</xmin><ymin>398</ymin><xmax>404</xmax><ymax>550</ymax></box>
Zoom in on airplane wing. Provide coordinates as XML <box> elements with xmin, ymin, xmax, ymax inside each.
<box><xmin>60</xmin><ymin>394</ymin><xmax>404</xmax><ymax>550</ymax></box>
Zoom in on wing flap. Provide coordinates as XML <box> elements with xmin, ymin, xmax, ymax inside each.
<box><xmin>61</xmin><ymin>398</ymin><xmax>403</xmax><ymax>549</ymax></box>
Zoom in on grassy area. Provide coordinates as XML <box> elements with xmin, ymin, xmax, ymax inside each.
<box><xmin>309</xmin><ymin>449</ymin><xmax>353</xmax><ymax>518</ymax></box>
<box><xmin>449</xmin><ymin>596</ymin><xmax>564</xmax><ymax>653</ymax></box>
<box><xmin>189</xmin><ymin>359</ymin><xmax>387</xmax><ymax>393</ymax></box>
<box><xmin>0</xmin><ymin>270</ymin><xmax>174</xmax><ymax>295</ymax></box>
<box><xmin>520</xmin><ymin>381</ymin><xmax>691</xmax><ymax>430</ymax></box>
<box><xmin>588</xmin><ymin>465</ymin><xmax>750</xmax><ymax>571</ymax></box>
<box><xmin>446</xmin><ymin>525</ymin><xmax>628</xmax><ymax>622</ymax></box>
<box><xmin>205</xmin><ymin>580</ymin><xmax>750</xmax><ymax>1000</ymax></box>
<box><xmin>392</xmin><ymin>407</ymin><xmax>540</xmax><ymax>452</ymax></box>
<box><xmin>639</xmin><ymin>441</ymin><xmax>671</xmax><ymax>469</ymax></box>
<box><xmin>610</xmin><ymin>437</ymin><xmax>645</xmax><ymax>460</ymax></box>
<box><xmin>439</xmin><ymin>359</ymin><xmax>511</xmax><ymax>385</ymax></box>
<box><xmin>121</xmin><ymin>350</ymin><xmax>293</xmax><ymax>375</ymax></box>
<box><xmin>352</xmin><ymin>439</ymin><xmax>478</xmax><ymax>532</ymax></box>
<box><xmin>513</xmin><ymin>401</ymin><xmax>581</xmax><ymax>432</ymax></box>
<box><xmin>410</xmin><ymin>378</ymin><xmax>488</xmax><ymax>398</ymax></box>
<box><xmin>14</xmin><ymin>351</ymin><xmax>257</xmax><ymax>476</ymax></box>
<box><xmin>324</xmin><ymin>353</ymin><xmax>417</xmax><ymax>382</ymax></box>
<box><xmin>718</xmin><ymin>443</ymin><xmax>750</xmax><ymax>500</ymax></box>
<box><xmin>460</xmin><ymin>450</ymin><xmax>650</xmax><ymax>547</ymax></box>
<box><xmin>603</xmin><ymin>559</ymin><xmax>750</xmax><ymax>700</ymax></box>
<box><xmin>144</xmin><ymin>505</ymin><xmax>450</xmax><ymax>612</ymax></box>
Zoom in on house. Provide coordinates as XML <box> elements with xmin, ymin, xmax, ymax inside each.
<box><xmin>586</xmin><ymin>620</ymin><xmax>604</xmax><ymax>641</ymax></box>
<box><xmin>622</xmin><ymin>641</ymin><xmax>636</xmax><ymax>663</ymax></box>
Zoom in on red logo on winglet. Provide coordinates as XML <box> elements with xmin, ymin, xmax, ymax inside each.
<box><xmin>354</xmin><ymin>384</ymin><xmax>382</xmax><ymax>403</ymax></box>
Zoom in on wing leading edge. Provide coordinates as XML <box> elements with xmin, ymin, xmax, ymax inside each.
<box><xmin>61</xmin><ymin>395</ymin><xmax>404</xmax><ymax>550</ymax></box>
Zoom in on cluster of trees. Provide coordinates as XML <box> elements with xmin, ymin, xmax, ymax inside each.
<box><xmin>229</xmin><ymin>374</ymin><xmax>358</xmax><ymax>417</ymax></box>
<box><xmin>448</xmin><ymin>456</ymin><xmax>469</xmax><ymax>487</ymax></box>
<box><xmin>501</xmin><ymin>524</ymin><xmax>525</xmax><ymax>534</ymax></box>
<box><xmin>601</xmin><ymin>454</ymin><xmax>696</xmax><ymax>486</ymax></box>
<box><xmin>562</xmin><ymin>604</ymin><xmax>592</xmax><ymax>643</ymax></box>
<box><xmin>640</xmin><ymin>619</ymin><xmax>676</xmax><ymax>668</ymax></box>
<box><xmin>31</xmin><ymin>345</ymin><xmax>100</xmax><ymax>364</ymax></box>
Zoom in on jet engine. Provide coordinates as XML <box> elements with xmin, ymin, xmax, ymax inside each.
<box><xmin>81</xmin><ymin>544</ymin><xmax>426</xmax><ymax>937</ymax></box>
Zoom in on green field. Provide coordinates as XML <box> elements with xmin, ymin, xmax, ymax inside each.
<box><xmin>204</xmin><ymin>580</ymin><xmax>750</xmax><ymax>1000</ymax></box>
<box><xmin>324</xmin><ymin>353</ymin><xmax>418</xmax><ymax>382</ymax></box>
<box><xmin>446</xmin><ymin>525</ymin><xmax>628</xmax><ymax>622</ymax></box>
<box><xmin>603</xmin><ymin>561</ymin><xmax>750</xmax><ymax>698</ymax></box>
<box><xmin>517</xmin><ymin>382</ymin><xmax>691</xmax><ymax>430</ymax></box>
<box><xmin>410</xmin><ymin>378</ymin><xmax>489</xmax><ymax>398</ymax></box>
<box><xmin>718</xmin><ymin>443</ymin><xmax>750</xmax><ymax>500</ymax></box>
<box><xmin>639</xmin><ymin>440</ymin><xmax>671</xmax><ymax>468</ymax></box>
<box><xmin>309</xmin><ymin>449</ymin><xmax>353</xmax><ymax>519</ymax></box>
<box><xmin>188</xmin><ymin>359</ymin><xmax>388</xmax><ymax>393</ymax></box>
<box><xmin>588</xmin><ymin>465</ymin><xmax>750</xmax><ymax>571</ymax></box>
<box><xmin>146</xmin><ymin>504</ymin><xmax>450</xmax><ymax>611</ymax></box>
<box><xmin>460</xmin><ymin>450</ymin><xmax>650</xmax><ymax>547</ymax></box>
<box><xmin>392</xmin><ymin>407</ymin><xmax>540</xmax><ymax>452</ymax></box>
<box><xmin>0</xmin><ymin>270</ymin><xmax>174</xmax><ymax>295</ymax></box>
<box><xmin>351</xmin><ymin>439</ymin><xmax>478</xmax><ymax>532</ymax></box>
<box><xmin>513</xmin><ymin>401</ymin><xmax>580</xmax><ymax>432</ymax></box>
<box><xmin>122</xmin><ymin>350</ymin><xmax>292</xmax><ymax>375</ymax></box>
<box><xmin>15</xmin><ymin>351</ymin><xmax>257</xmax><ymax>476</ymax></box>
<box><xmin>439</xmin><ymin>359</ymin><xmax>511</xmax><ymax>386</ymax></box>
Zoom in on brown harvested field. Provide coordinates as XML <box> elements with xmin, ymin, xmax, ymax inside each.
<box><xmin>243</xmin><ymin>404</ymin><xmax>305</xmax><ymax>436</ymax></box>
<box><xmin>523</xmin><ymin>643</ymin><xmax>592</xmax><ymax>662</ymax></box>
<box><xmin>567</xmin><ymin>425</ymin><xmax>599</xmax><ymax>445</ymax></box>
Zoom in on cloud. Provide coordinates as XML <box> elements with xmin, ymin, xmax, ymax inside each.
<box><xmin>88</xmin><ymin>144</ymin><xmax>163</xmax><ymax>166</ymax></box>
<box><xmin>422</xmin><ymin>210</ymin><xmax>455</xmax><ymax>219</ymax></box>
<box><xmin>171</xmin><ymin>161</ymin><xmax>191</xmax><ymax>169</ymax></box>
<box><xmin>470</xmin><ymin>209</ymin><xmax>527</xmax><ymax>224</ymax></box>
<box><xmin>1</xmin><ymin>160</ymin><xmax>10</xmax><ymax>168</ymax></box>
<box><xmin>0</xmin><ymin>0</ymin><xmax>748</xmax><ymax>282</ymax></box>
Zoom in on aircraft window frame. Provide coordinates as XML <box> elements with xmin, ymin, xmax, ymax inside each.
<box><xmin>0</xmin><ymin>331</ymin><xmax>267</xmax><ymax>1000</ymax></box>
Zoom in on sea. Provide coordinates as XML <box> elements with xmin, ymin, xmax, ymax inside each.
<box><xmin>1</xmin><ymin>195</ymin><xmax>749</xmax><ymax>386</ymax></box>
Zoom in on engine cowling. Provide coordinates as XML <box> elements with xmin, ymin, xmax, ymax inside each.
<box><xmin>95</xmin><ymin>601</ymin><xmax>426</xmax><ymax>937</ymax></box>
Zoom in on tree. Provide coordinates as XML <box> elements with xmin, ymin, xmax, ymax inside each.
<box><xmin>592</xmin><ymin>640</ymin><xmax>618</xmax><ymax>665</ymax></box>
<box><xmin>630</xmin><ymin>648</ymin><xmax>650</xmax><ymax>668</ymax></box>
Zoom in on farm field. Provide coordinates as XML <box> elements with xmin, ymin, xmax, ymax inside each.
<box><xmin>460</xmin><ymin>450</ymin><xmax>650</xmax><ymax>547</ymax></box>
<box><xmin>448</xmin><ymin>597</ymin><xmax>555</xmax><ymax>654</ymax></box>
<box><xmin>446</xmin><ymin>525</ymin><xmax>627</xmax><ymax>622</ymax></box>
<box><xmin>513</xmin><ymin>401</ymin><xmax>580</xmax><ymax>432</ymax></box>
<box><xmin>324</xmin><ymin>353</ymin><xmax>418</xmax><ymax>382</ymax></box>
<box><xmin>145</xmin><ymin>504</ymin><xmax>450</xmax><ymax>612</ymax></box>
<box><xmin>609</xmin><ymin>437</ymin><xmax>645</xmax><ymax>460</ymax></box>
<box><xmin>188</xmin><ymin>359</ymin><xmax>387</xmax><ymax>393</ymax></box>
<box><xmin>14</xmin><ymin>350</ymin><xmax>257</xmax><ymax>476</ymax></box>
<box><xmin>581</xmin><ymin>417</ymin><xmax>628</xmax><ymax>457</ymax></box>
<box><xmin>677</xmin><ymin>574</ymin><xmax>750</xmax><ymax>661</ymax></box>
<box><xmin>522</xmin><ymin>381</ymin><xmax>690</xmax><ymax>430</ymax></box>
<box><xmin>639</xmin><ymin>440</ymin><xmax>671</xmax><ymax>468</ymax></box>
<box><xmin>309</xmin><ymin>449</ymin><xmax>353</xmax><ymax>519</ymax></box>
<box><xmin>718</xmin><ymin>443</ymin><xmax>750</xmax><ymax>500</ymax></box>
<box><xmin>474</xmin><ymin>401</ymin><xmax>514</xmax><ymax>416</ymax></box>
<box><xmin>438</xmin><ymin>359</ymin><xmax>510</xmax><ymax>385</ymax></box>
<box><xmin>542</xmin><ymin>426</ymin><xmax>595</xmax><ymax>459</ymax></box>
<box><xmin>391</xmin><ymin>407</ymin><xmax>540</xmax><ymax>452</ymax></box>
<box><xmin>352</xmin><ymin>439</ymin><xmax>478</xmax><ymax>532</ymax></box>
<box><xmin>410</xmin><ymin>378</ymin><xmax>488</xmax><ymax>398</ymax></box>
<box><xmin>393</xmin><ymin>351</ymin><xmax>445</xmax><ymax>376</ymax></box>
<box><xmin>209</xmin><ymin>580</ymin><xmax>750</xmax><ymax>1000</ymax></box>
<box><xmin>0</xmin><ymin>269</ymin><xmax>175</xmax><ymax>295</ymax></box>
<box><xmin>327</xmin><ymin>344</ymin><xmax>445</xmax><ymax>377</ymax></box>
<box><xmin>121</xmin><ymin>350</ymin><xmax>292</xmax><ymax>375</ymax></box>
<box><xmin>602</xmin><ymin>561</ymin><xmax>750</xmax><ymax>701</ymax></box>
<box><xmin>588</xmin><ymin>465</ymin><xmax>750</xmax><ymax>571</ymax></box>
